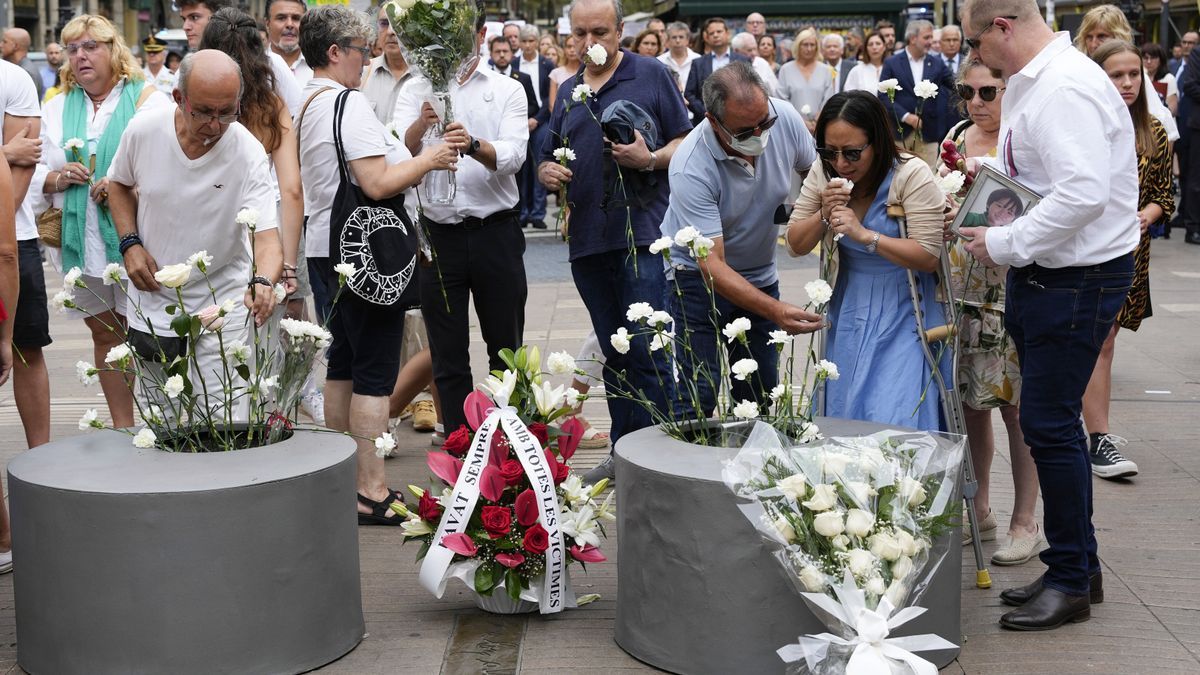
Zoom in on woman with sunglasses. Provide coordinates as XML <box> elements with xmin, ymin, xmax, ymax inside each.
<box><xmin>1080</xmin><ymin>40</ymin><xmax>1173</xmax><ymax>480</ymax></box>
<box><xmin>785</xmin><ymin>91</ymin><xmax>949</xmax><ymax>431</ymax></box>
<box><xmin>39</xmin><ymin>15</ymin><xmax>172</xmax><ymax>430</ymax></box>
<box><xmin>938</xmin><ymin>60</ymin><xmax>1043</xmax><ymax>566</ymax></box>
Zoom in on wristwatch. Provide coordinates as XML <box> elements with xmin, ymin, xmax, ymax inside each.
<box><xmin>865</xmin><ymin>232</ymin><xmax>881</xmax><ymax>254</ymax></box>
<box><xmin>463</xmin><ymin>136</ymin><xmax>481</xmax><ymax>156</ymax></box>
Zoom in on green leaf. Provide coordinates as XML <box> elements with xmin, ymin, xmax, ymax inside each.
<box><xmin>170</xmin><ymin>313</ymin><xmax>191</xmax><ymax>338</ymax></box>
<box><xmin>498</xmin><ymin>348</ymin><xmax>517</xmax><ymax>372</ymax></box>
<box><xmin>235</xmin><ymin>364</ymin><xmax>251</xmax><ymax>381</ymax></box>
<box><xmin>415</xmin><ymin>539</ymin><xmax>431</xmax><ymax>562</ymax></box>
<box><xmin>505</xmin><ymin>568</ymin><xmax>522</xmax><ymax>602</ymax></box>
<box><xmin>474</xmin><ymin>562</ymin><xmax>497</xmax><ymax>594</ymax></box>
<box><xmin>165</xmin><ymin>304</ymin><xmax>177</xmax><ymax>315</ymax></box>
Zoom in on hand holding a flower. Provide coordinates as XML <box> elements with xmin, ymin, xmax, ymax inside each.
<box><xmin>538</xmin><ymin>157</ymin><xmax>573</xmax><ymax>191</ymax></box>
<box><xmin>828</xmin><ymin>204</ymin><xmax>870</xmax><ymax>246</ymax></box>
<box><xmin>820</xmin><ymin>178</ymin><xmax>853</xmax><ymax>220</ymax></box>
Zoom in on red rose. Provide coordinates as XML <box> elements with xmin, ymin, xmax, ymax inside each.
<box><xmin>480</xmin><ymin>505</ymin><xmax>512</xmax><ymax>539</ymax></box>
<box><xmin>441</xmin><ymin>425</ymin><xmax>472</xmax><ymax>457</ymax></box>
<box><xmin>523</xmin><ymin>523</ymin><xmax>549</xmax><ymax>554</ymax></box>
<box><xmin>554</xmin><ymin>460</ymin><xmax>571</xmax><ymax>484</ymax></box>
<box><xmin>529</xmin><ymin>422</ymin><xmax>549</xmax><ymax>446</ymax></box>
<box><xmin>499</xmin><ymin>459</ymin><xmax>525</xmax><ymax>485</ymax></box>
<box><xmin>417</xmin><ymin>490</ymin><xmax>442</xmax><ymax>522</ymax></box>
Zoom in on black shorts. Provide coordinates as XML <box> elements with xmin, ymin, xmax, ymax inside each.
<box><xmin>13</xmin><ymin>239</ymin><xmax>51</xmax><ymax>349</ymax></box>
<box><xmin>313</xmin><ymin>256</ymin><xmax>405</xmax><ymax>397</ymax></box>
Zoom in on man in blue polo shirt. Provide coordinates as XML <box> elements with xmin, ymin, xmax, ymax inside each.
<box><xmin>538</xmin><ymin>0</ymin><xmax>692</xmax><ymax>482</ymax></box>
<box><xmin>661</xmin><ymin>62</ymin><xmax>824</xmax><ymax>416</ymax></box>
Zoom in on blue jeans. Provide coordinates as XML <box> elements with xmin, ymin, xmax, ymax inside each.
<box><xmin>519</xmin><ymin>127</ymin><xmax>548</xmax><ymax>223</ymax></box>
<box><xmin>671</xmin><ymin>269</ymin><xmax>779</xmax><ymax>417</ymax></box>
<box><xmin>307</xmin><ymin>256</ymin><xmax>333</xmax><ymax>324</ymax></box>
<box><xmin>571</xmin><ymin>248</ymin><xmax>673</xmax><ymax>444</ymax></box>
<box><xmin>1005</xmin><ymin>254</ymin><xmax>1133</xmax><ymax>597</ymax></box>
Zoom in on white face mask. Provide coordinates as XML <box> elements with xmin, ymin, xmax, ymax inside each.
<box><xmin>728</xmin><ymin>129</ymin><xmax>770</xmax><ymax>156</ymax></box>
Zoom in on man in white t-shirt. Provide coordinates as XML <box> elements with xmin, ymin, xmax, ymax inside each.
<box><xmin>107</xmin><ymin>51</ymin><xmax>282</xmax><ymax>406</ymax></box>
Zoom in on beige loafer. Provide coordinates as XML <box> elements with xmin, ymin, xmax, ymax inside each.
<box><xmin>992</xmin><ymin>525</ymin><xmax>1046</xmax><ymax>566</ymax></box>
<box><xmin>962</xmin><ymin>509</ymin><xmax>997</xmax><ymax>546</ymax></box>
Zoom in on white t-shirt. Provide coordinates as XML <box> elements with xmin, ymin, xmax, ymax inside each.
<box><xmin>3</xmin><ymin>60</ymin><xmax>43</xmax><ymax>242</ymax></box>
<box><xmin>269</xmin><ymin>51</ymin><xmax>303</xmax><ymax>117</ymax></box>
<box><xmin>298</xmin><ymin>78</ymin><xmax>412</xmax><ymax>259</ymax></box>
<box><xmin>40</xmin><ymin>80</ymin><xmax>172</xmax><ymax>276</ymax></box>
<box><xmin>107</xmin><ymin>106</ymin><xmax>279</xmax><ymax>331</ymax></box>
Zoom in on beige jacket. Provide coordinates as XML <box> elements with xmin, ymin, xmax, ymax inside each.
<box><xmin>786</xmin><ymin>155</ymin><xmax>944</xmax><ymax>291</ymax></box>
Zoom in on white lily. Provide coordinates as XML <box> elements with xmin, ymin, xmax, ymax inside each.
<box><xmin>561</xmin><ymin>505</ymin><xmax>601</xmax><ymax>548</ymax></box>
<box><xmin>481</xmin><ymin>370</ymin><xmax>518</xmax><ymax>408</ymax></box>
<box><xmin>532</xmin><ymin>380</ymin><xmax>566</xmax><ymax>417</ymax></box>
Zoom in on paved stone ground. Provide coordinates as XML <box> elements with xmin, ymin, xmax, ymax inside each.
<box><xmin>0</xmin><ymin>231</ymin><xmax>1197</xmax><ymax>674</ymax></box>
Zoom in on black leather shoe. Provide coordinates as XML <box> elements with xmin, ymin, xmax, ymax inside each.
<box><xmin>1000</xmin><ymin>570</ymin><xmax>1103</xmax><ymax>606</ymax></box>
<box><xmin>999</xmin><ymin>587</ymin><xmax>1090</xmax><ymax>631</ymax></box>
<box><xmin>1186</xmin><ymin>230</ymin><xmax>1200</xmax><ymax>245</ymax></box>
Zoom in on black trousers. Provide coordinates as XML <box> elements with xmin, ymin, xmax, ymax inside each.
<box><xmin>419</xmin><ymin>212</ymin><xmax>528</xmax><ymax>432</ymax></box>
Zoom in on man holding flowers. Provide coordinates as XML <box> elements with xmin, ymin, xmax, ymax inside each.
<box><xmin>537</xmin><ymin>0</ymin><xmax>692</xmax><ymax>478</ymax></box>
<box><xmin>659</xmin><ymin>61</ymin><xmax>824</xmax><ymax>416</ymax></box>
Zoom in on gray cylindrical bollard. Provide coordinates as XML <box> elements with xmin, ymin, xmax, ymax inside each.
<box><xmin>8</xmin><ymin>429</ymin><xmax>364</xmax><ymax>675</ymax></box>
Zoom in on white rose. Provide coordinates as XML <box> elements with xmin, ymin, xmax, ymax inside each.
<box><xmin>154</xmin><ymin>263</ymin><xmax>192</xmax><ymax>288</ymax></box>
<box><xmin>164</xmin><ymin>374</ymin><xmax>186</xmax><ymax>399</ymax></box>
<box><xmin>553</xmin><ymin>147</ymin><xmax>576</xmax><ymax>162</ymax></box>
<box><xmin>819</xmin><ymin>452</ymin><xmax>850</xmax><ymax>476</ymax></box>
<box><xmin>722</xmin><ymin>316</ymin><xmax>752</xmax><ymax>343</ymax></box>
<box><xmin>102</xmin><ymin>263</ymin><xmax>125</xmax><ymax>285</ymax></box>
<box><xmin>730</xmin><ymin>358</ymin><xmax>758</xmax><ymax>381</ymax></box>
<box><xmin>774</xmin><ymin>516</ymin><xmax>796</xmax><ymax>543</ymax></box>
<box><xmin>896</xmin><ymin>529</ymin><xmax>920</xmax><ymax>557</ymax></box>
<box><xmin>844</xmin><ymin>481</ymin><xmax>877</xmax><ymax>506</ymax></box>
<box><xmin>831</xmin><ymin>534</ymin><xmax>850</xmax><ymax>551</ymax></box>
<box><xmin>610</xmin><ymin>327</ymin><xmax>631</xmax><ymax>354</ymax></box>
<box><xmin>585</xmin><ymin>43</ymin><xmax>608</xmax><ymax>66</ymax></box>
<box><xmin>132</xmin><ymin>428</ymin><xmax>157</xmax><ymax>448</ymax></box>
<box><xmin>914</xmin><ymin>79</ymin><xmax>938</xmax><ymax>99</ymax></box>
<box><xmin>845</xmin><ymin>508</ymin><xmax>875</xmax><ymax>538</ymax></box>
<box><xmin>869</xmin><ymin>531</ymin><xmax>904</xmax><ymax>561</ymax></box>
<box><xmin>104</xmin><ymin>343</ymin><xmax>133</xmax><ymax>365</ymax></box>
<box><xmin>626</xmin><ymin>302</ymin><xmax>654</xmax><ymax>322</ymax></box>
<box><xmin>846</xmin><ymin>548</ymin><xmax>877</xmax><ymax>577</ymax></box>
<box><xmin>865</xmin><ymin>576</ymin><xmax>887</xmax><ymax>596</ymax></box>
<box><xmin>813</xmin><ymin>510</ymin><xmax>845</xmax><ymax>537</ymax></box>
<box><xmin>673</xmin><ymin>225</ymin><xmax>700</xmax><ymax>246</ymax></box>
<box><xmin>78</xmin><ymin>409</ymin><xmax>100</xmax><ymax>431</ymax></box>
<box><xmin>64</xmin><ymin>267</ymin><xmax>83</xmax><ymax>287</ymax></box>
<box><xmin>732</xmin><ymin>399</ymin><xmax>759</xmax><ymax>419</ymax></box>
<box><xmin>547</xmin><ymin>351</ymin><xmax>576</xmax><ymax>375</ymax></box>
<box><xmin>815</xmin><ymin>359</ymin><xmax>839</xmax><ymax>380</ymax></box>
<box><xmin>798</xmin><ymin>565</ymin><xmax>827</xmax><ymax>592</ymax></box>
<box><xmin>804</xmin><ymin>279</ymin><xmax>833</xmax><ymax>305</ymax></box>
<box><xmin>776</xmin><ymin>473</ymin><xmax>807</xmax><ymax>501</ymax></box>
<box><xmin>892</xmin><ymin>555</ymin><xmax>914</xmax><ymax>581</ymax></box>
<box><xmin>899</xmin><ymin>476</ymin><xmax>928</xmax><ymax>508</ymax></box>
<box><xmin>885</xmin><ymin>579</ymin><xmax>908</xmax><ymax>608</ymax></box>
<box><xmin>648</xmin><ymin>236</ymin><xmax>673</xmax><ymax>254</ymax></box>
<box><xmin>802</xmin><ymin>483</ymin><xmax>839</xmax><ymax>511</ymax></box>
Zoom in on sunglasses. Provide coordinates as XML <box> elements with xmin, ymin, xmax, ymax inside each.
<box><xmin>713</xmin><ymin>101</ymin><xmax>779</xmax><ymax>142</ymax></box>
<box><xmin>956</xmin><ymin>84</ymin><xmax>1005</xmax><ymax>102</ymax></box>
<box><xmin>816</xmin><ymin>143</ymin><xmax>870</xmax><ymax>163</ymax></box>
<box><xmin>965</xmin><ymin>16</ymin><xmax>1016</xmax><ymax>50</ymax></box>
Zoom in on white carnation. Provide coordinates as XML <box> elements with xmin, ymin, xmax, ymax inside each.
<box><xmin>730</xmin><ymin>358</ymin><xmax>758</xmax><ymax>381</ymax></box>
<box><xmin>78</xmin><ymin>409</ymin><xmax>100</xmax><ymax>431</ymax></box>
<box><xmin>76</xmin><ymin>360</ymin><xmax>98</xmax><ymax>386</ymax></box>
<box><xmin>164</xmin><ymin>374</ymin><xmax>186</xmax><ymax>399</ymax></box>
<box><xmin>769</xmin><ymin>383</ymin><xmax>787</xmax><ymax>401</ymax></box>
<box><xmin>51</xmin><ymin>288</ymin><xmax>75</xmax><ymax>312</ymax></box>
<box><xmin>648</xmin><ymin>330</ymin><xmax>674</xmax><ymax>352</ymax></box>
<box><xmin>732</xmin><ymin>399</ymin><xmax>759</xmax><ymax>419</ymax></box>
<box><xmin>673</xmin><ymin>225</ymin><xmax>700</xmax><ymax>246</ymax></box>
<box><xmin>804</xmin><ymin>279</ymin><xmax>833</xmax><ymax>305</ymax></box>
<box><xmin>186</xmin><ymin>250</ymin><xmax>213</xmax><ymax>271</ymax></box>
<box><xmin>815</xmin><ymin>359</ymin><xmax>839</xmax><ymax>380</ymax></box>
<box><xmin>585</xmin><ymin>43</ymin><xmax>608</xmax><ymax>66</ymax></box>
<box><xmin>334</xmin><ymin>262</ymin><xmax>357</xmax><ymax>279</ymax></box>
<box><xmin>626</xmin><ymin>302</ymin><xmax>654</xmax><ymax>323</ymax></box>
<box><xmin>938</xmin><ymin>170</ymin><xmax>966</xmax><ymax>196</ymax></box>
<box><xmin>374</xmin><ymin>432</ymin><xmax>397</xmax><ymax>458</ymax></box>
<box><xmin>571</xmin><ymin>83</ymin><xmax>593</xmax><ymax>102</ymax></box>
<box><xmin>722</xmin><ymin>317</ymin><xmax>752</xmax><ymax>343</ymax></box>
<box><xmin>132</xmin><ymin>428</ymin><xmax>157</xmax><ymax>448</ymax></box>
<box><xmin>64</xmin><ymin>267</ymin><xmax>83</xmax><ymax>287</ymax></box>
<box><xmin>547</xmin><ymin>351</ymin><xmax>576</xmax><ymax>375</ymax></box>
<box><xmin>610</xmin><ymin>327</ymin><xmax>631</xmax><ymax>354</ymax></box>
<box><xmin>648</xmin><ymin>236</ymin><xmax>673</xmax><ymax>254</ymax></box>
<box><xmin>236</xmin><ymin>208</ymin><xmax>260</xmax><ymax>229</ymax></box>
<box><xmin>914</xmin><ymin>79</ymin><xmax>938</xmax><ymax>99</ymax></box>
<box><xmin>104</xmin><ymin>343</ymin><xmax>133</xmax><ymax>365</ymax></box>
<box><xmin>647</xmin><ymin>310</ymin><xmax>673</xmax><ymax>328</ymax></box>
<box><xmin>553</xmin><ymin>147</ymin><xmax>576</xmax><ymax>162</ymax></box>
<box><xmin>767</xmin><ymin>330</ymin><xmax>793</xmax><ymax>346</ymax></box>
<box><xmin>103</xmin><ymin>263</ymin><xmax>124</xmax><ymax>285</ymax></box>
<box><xmin>877</xmin><ymin>78</ymin><xmax>901</xmax><ymax>94</ymax></box>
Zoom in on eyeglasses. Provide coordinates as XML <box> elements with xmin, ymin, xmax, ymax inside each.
<box><xmin>816</xmin><ymin>143</ymin><xmax>870</xmax><ymax>163</ymax></box>
<box><xmin>184</xmin><ymin>97</ymin><xmax>239</xmax><ymax>125</ymax></box>
<box><xmin>713</xmin><ymin>101</ymin><xmax>779</xmax><ymax>142</ymax></box>
<box><xmin>956</xmin><ymin>84</ymin><xmax>1005</xmax><ymax>102</ymax></box>
<box><xmin>65</xmin><ymin>40</ymin><xmax>105</xmax><ymax>55</ymax></box>
<box><xmin>965</xmin><ymin>16</ymin><xmax>1016</xmax><ymax>50</ymax></box>
<box><xmin>341</xmin><ymin>43</ymin><xmax>371</xmax><ymax>59</ymax></box>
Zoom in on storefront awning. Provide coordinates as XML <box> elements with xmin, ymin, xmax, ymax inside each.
<box><xmin>676</xmin><ymin>0</ymin><xmax>907</xmax><ymax>17</ymax></box>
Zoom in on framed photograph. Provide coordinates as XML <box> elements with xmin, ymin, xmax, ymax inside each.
<box><xmin>950</xmin><ymin>163</ymin><xmax>1042</xmax><ymax>240</ymax></box>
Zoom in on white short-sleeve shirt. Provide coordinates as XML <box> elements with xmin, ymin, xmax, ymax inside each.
<box><xmin>3</xmin><ymin>60</ymin><xmax>43</xmax><ymax>242</ymax></box>
<box><xmin>107</xmin><ymin>106</ymin><xmax>279</xmax><ymax>331</ymax></box>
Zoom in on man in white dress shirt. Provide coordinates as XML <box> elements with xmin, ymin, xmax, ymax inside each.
<box><xmin>731</xmin><ymin>32</ymin><xmax>777</xmax><ymax>96</ymax></box>
<box><xmin>659</xmin><ymin>22</ymin><xmax>700</xmax><ymax>94</ymax></box>
<box><xmin>266</xmin><ymin>0</ymin><xmax>312</xmax><ymax>87</ymax></box>
<box><xmin>141</xmin><ymin>35</ymin><xmax>177</xmax><ymax>95</ymax></box>
<box><xmin>821</xmin><ymin>32</ymin><xmax>856</xmax><ymax>93</ymax></box>
<box><xmin>393</xmin><ymin>18</ymin><xmax>529</xmax><ymax>437</ymax></box>
<box><xmin>959</xmin><ymin>0</ymin><xmax>1138</xmax><ymax>632</ymax></box>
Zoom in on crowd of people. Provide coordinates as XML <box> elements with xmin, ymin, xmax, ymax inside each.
<box><xmin>0</xmin><ymin>0</ymin><xmax>1182</xmax><ymax>631</ymax></box>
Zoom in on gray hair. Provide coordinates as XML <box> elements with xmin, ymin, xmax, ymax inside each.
<box><xmin>961</xmin><ymin>0</ymin><xmax>1038</xmax><ymax>32</ymax></box>
<box><xmin>821</xmin><ymin>33</ymin><xmax>844</xmax><ymax>49</ymax></box>
<box><xmin>702</xmin><ymin>60</ymin><xmax>766</xmax><ymax>122</ymax></box>
<box><xmin>299</xmin><ymin>5</ymin><xmax>375</xmax><ymax>69</ymax></box>
<box><xmin>666</xmin><ymin>21</ymin><xmax>689</xmax><ymax>35</ymax></box>
<box><xmin>905</xmin><ymin>19</ymin><xmax>933</xmax><ymax>41</ymax></box>
<box><xmin>942</xmin><ymin>23</ymin><xmax>961</xmax><ymax>38</ymax></box>
<box><xmin>176</xmin><ymin>51</ymin><xmax>243</xmax><ymax>99</ymax></box>
<box><xmin>730</xmin><ymin>32</ymin><xmax>757</xmax><ymax>51</ymax></box>
<box><xmin>519</xmin><ymin>24</ymin><xmax>538</xmax><ymax>40</ymax></box>
<box><xmin>567</xmin><ymin>0</ymin><xmax>625</xmax><ymax>28</ymax></box>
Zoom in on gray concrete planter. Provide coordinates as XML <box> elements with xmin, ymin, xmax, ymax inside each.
<box><xmin>7</xmin><ymin>429</ymin><xmax>364</xmax><ymax>675</ymax></box>
<box><xmin>613</xmin><ymin>418</ymin><xmax>961</xmax><ymax>675</ymax></box>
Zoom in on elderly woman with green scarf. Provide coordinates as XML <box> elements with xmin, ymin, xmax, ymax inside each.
<box><xmin>40</xmin><ymin>14</ymin><xmax>171</xmax><ymax>428</ymax></box>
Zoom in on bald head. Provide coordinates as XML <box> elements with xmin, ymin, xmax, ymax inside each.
<box><xmin>177</xmin><ymin>49</ymin><xmax>243</xmax><ymax>99</ymax></box>
<box><xmin>2</xmin><ymin>28</ymin><xmax>31</xmax><ymax>62</ymax></box>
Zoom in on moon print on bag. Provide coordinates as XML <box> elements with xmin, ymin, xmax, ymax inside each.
<box><xmin>339</xmin><ymin>205</ymin><xmax>416</xmax><ymax>306</ymax></box>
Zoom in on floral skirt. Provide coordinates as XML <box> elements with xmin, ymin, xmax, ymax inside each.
<box><xmin>956</xmin><ymin>304</ymin><xmax>1021</xmax><ymax>410</ymax></box>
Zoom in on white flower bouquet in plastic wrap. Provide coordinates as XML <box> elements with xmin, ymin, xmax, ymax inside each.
<box><xmin>723</xmin><ymin>423</ymin><xmax>965</xmax><ymax>674</ymax></box>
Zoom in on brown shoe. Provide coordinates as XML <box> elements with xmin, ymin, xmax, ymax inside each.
<box><xmin>411</xmin><ymin>400</ymin><xmax>436</xmax><ymax>432</ymax></box>
<box><xmin>999</xmin><ymin>587</ymin><xmax>1090</xmax><ymax>631</ymax></box>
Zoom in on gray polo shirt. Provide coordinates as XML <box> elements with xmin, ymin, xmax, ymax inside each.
<box><xmin>660</xmin><ymin>97</ymin><xmax>816</xmax><ymax>287</ymax></box>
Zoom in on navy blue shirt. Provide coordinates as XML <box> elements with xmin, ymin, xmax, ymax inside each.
<box><xmin>540</xmin><ymin>50</ymin><xmax>692</xmax><ymax>261</ymax></box>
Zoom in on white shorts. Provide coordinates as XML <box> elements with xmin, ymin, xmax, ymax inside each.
<box><xmin>72</xmin><ymin>274</ymin><xmax>128</xmax><ymax>318</ymax></box>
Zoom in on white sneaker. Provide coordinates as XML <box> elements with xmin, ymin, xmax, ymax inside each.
<box><xmin>301</xmin><ymin>390</ymin><xmax>326</xmax><ymax>426</ymax></box>
<box><xmin>0</xmin><ymin>550</ymin><xmax>12</xmax><ymax>574</ymax></box>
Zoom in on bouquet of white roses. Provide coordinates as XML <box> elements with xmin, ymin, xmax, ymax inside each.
<box><xmin>385</xmin><ymin>0</ymin><xmax>478</xmax><ymax>130</ymax></box>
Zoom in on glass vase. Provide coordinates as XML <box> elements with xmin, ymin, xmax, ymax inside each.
<box><xmin>421</xmin><ymin>133</ymin><xmax>456</xmax><ymax>205</ymax></box>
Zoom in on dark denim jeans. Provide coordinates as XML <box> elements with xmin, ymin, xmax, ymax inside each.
<box><xmin>571</xmin><ymin>248</ymin><xmax>673</xmax><ymax>444</ymax></box>
<box><xmin>1005</xmin><ymin>254</ymin><xmax>1133</xmax><ymax>597</ymax></box>
<box><xmin>519</xmin><ymin>126</ymin><xmax>548</xmax><ymax>223</ymax></box>
<box><xmin>671</xmin><ymin>269</ymin><xmax>780</xmax><ymax>417</ymax></box>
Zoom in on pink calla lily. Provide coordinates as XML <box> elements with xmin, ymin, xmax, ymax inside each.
<box><xmin>494</xmin><ymin>552</ymin><xmax>526</xmax><ymax>568</ymax></box>
<box><xmin>558</xmin><ymin>417</ymin><xmax>585</xmax><ymax>460</ymax></box>
<box><xmin>479</xmin><ymin>464</ymin><xmax>506</xmax><ymax>502</ymax></box>
<box><xmin>442</xmin><ymin>533</ymin><xmax>478</xmax><ymax>557</ymax></box>
<box><xmin>515</xmin><ymin>489</ymin><xmax>539</xmax><ymax>527</ymax></box>
<box><xmin>427</xmin><ymin>452</ymin><xmax>464</xmax><ymax>485</ymax></box>
<box><xmin>463</xmin><ymin>390</ymin><xmax>493</xmax><ymax>431</ymax></box>
<box><xmin>569</xmin><ymin>544</ymin><xmax>607</xmax><ymax>563</ymax></box>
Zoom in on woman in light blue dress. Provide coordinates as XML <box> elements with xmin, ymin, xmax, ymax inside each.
<box><xmin>786</xmin><ymin>91</ymin><xmax>950</xmax><ymax>431</ymax></box>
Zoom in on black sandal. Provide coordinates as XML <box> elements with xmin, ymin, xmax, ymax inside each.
<box><xmin>357</xmin><ymin>490</ymin><xmax>405</xmax><ymax>526</ymax></box>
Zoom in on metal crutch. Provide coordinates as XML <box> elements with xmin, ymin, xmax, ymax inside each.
<box><xmin>893</xmin><ymin>206</ymin><xmax>992</xmax><ymax>590</ymax></box>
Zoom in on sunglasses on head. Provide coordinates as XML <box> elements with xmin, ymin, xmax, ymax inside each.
<box><xmin>816</xmin><ymin>143</ymin><xmax>869</xmax><ymax>163</ymax></box>
<box><xmin>956</xmin><ymin>84</ymin><xmax>1005</xmax><ymax>102</ymax></box>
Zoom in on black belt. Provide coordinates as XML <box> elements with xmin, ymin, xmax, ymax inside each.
<box><xmin>421</xmin><ymin>209</ymin><xmax>519</xmax><ymax>231</ymax></box>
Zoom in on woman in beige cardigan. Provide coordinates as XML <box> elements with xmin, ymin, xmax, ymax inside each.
<box><xmin>785</xmin><ymin>91</ymin><xmax>950</xmax><ymax>430</ymax></box>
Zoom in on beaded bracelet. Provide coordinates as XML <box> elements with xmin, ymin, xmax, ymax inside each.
<box><xmin>118</xmin><ymin>233</ymin><xmax>143</xmax><ymax>255</ymax></box>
